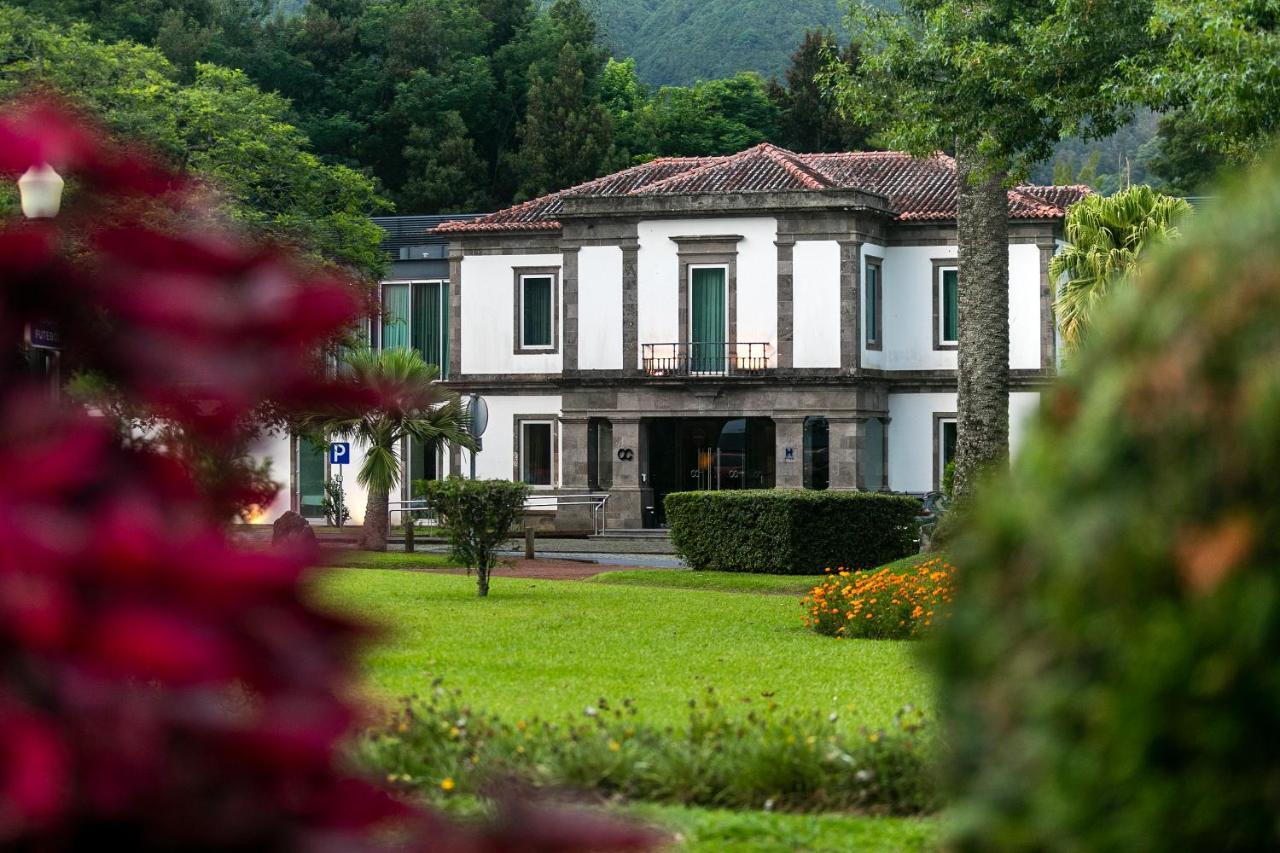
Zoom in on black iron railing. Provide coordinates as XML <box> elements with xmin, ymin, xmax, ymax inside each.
<box><xmin>642</xmin><ymin>342</ymin><xmax>773</xmax><ymax>377</ymax></box>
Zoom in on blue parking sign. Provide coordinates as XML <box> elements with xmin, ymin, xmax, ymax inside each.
<box><xmin>329</xmin><ymin>442</ymin><xmax>350</xmax><ymax>465</ymax></box>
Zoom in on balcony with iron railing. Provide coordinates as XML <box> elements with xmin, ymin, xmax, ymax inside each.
<box><xmin>641</xmin><ymin>342</ymin><xmax>773</xmax><ymax>377</ymax></box>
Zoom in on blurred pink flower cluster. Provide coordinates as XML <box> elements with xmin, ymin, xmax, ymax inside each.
<box><xmin>0</xmin><ymin>98</ymin><xmax>652</xmax><ymax>851</ymax></box>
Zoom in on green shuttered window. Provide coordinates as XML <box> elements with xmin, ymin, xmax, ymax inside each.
<box><xmin>690</xmin><ymin>266</ymin><xmax>727</xmax><ymax>373</ymax></box>
<box><xmin>941</xmin><ymin>269</ymin><xmax>959</xmax><ymax>344</ymax></box>
<box><xmin>381</xmin><ymin>283</ymin><xmax>411</xmax><ymax>350</ymax></box>
<box><xmin>381</xmin><ymin>282</ymin><xmax>449</xmax><ymax>378</ymax></box>
<box><xmin>522</xmin><ymin>276</ymin><xmax>553</xmax><ymax>349</ymax></box>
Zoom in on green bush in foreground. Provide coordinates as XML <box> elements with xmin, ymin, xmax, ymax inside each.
<box><xmin>666</xmin><ymin>490</ymin><xmax>919</xmax><ymax>574</ymax></box>
<box><xmin>424</xmin><ymin>478</ymin><xmax>528</xmax><ymax>596</ymax></box>
<box><xmin>938</xmin><ymin>156</ymin><xmax>1280</xmax><ymax>849</ymax></box>
<box><xmin>358</xmin><ymin>683</ymin><xmax>939</xmax><ymax>816</ymax></box>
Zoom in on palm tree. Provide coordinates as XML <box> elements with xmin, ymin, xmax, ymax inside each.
<box><xmin>301</xmin><ymin>348</ymin><xmax>474</xmax><ymax>551</ymax></box>
<box><xmin>1051</xmin><ymin>186</ymin><xmax>1192</xmax><ymax>351</ymax></box>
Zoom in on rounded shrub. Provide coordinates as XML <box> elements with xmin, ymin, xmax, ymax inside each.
<box><xmin>938</xmin><ymin>157</ymin><xmax>1280</xmax><ymax>850</ymax></box>
<box><xmin>665</xmin><ymin>490</ymin><xmax>920</xmax><ymax>574</ymax></box>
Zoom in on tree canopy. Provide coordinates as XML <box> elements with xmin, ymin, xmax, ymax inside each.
<box><xmin>0</xmin><ymin>4</ymin><xmax>388</xmax><ymax>278</ymax></box>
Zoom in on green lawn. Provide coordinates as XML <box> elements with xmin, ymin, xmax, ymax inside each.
<box><xmin>590</xmin><ymin>569</ymin><xmax>821</xmax><ymax>595</ymax></box>
<box><xmin>321</xmin><ymin>550</ymin><xmax>455</xmax><ymax>571</ymax></box>
<box><xmin>313</xmin><ymin>568</ymin><xmax>933</xmax><ymax>732</ymax></box>
<box><xmin>628</xmin><ymin>804</ymin><xmax>940</xmax><ymax>852</ymax></box>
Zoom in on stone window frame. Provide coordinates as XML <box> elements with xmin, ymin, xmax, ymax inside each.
<box><xmin>513</xmin><ymin>414</ymin><xmax>559</xmax><ymax>490</ymax></box>
<box><xmin>513</xmin><ymin>266</ymin><xmax>560</xmax><ymax>355</ymax></box>
<box><xmin>932</xmin><ymin>412</ymin><xmax>958</xmax><ymax>492</ymax></box>
<box><xmin>864</xmin><ymin>254</ymin><xmax>884</xmax><ymax>352</ymax></box>
<box><xmin>932</xmin><ymin>258</ymin><xmax>959</xmax><ymax>351</ymax></box>
<box><xmin>671</xmin><ymin>235</ymin><xmax>741</xmax><ymax>356</ymax></box>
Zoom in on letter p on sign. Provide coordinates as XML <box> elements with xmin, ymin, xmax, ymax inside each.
<box><xmin>329</xmin><ymin>442</ymin><xmax>350</xmax><ymax>465</ymax></box>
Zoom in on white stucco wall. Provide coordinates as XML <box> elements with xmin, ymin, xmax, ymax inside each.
<box><xmin>1009</xmin><ymin>244</ymin><xmax>1042</xmax><ymax>370</ymax></box>
<box><xmin>887</xmin><ymin>390</ymin><xmax>1042</xmax><ymax>493</ymax></box>
<box><xmin>879</xmin><ymin>246</ymin><xmax>957</xmax><ymax>371</ymax></box>
<box><xmin>578</xmin><ymin>246</ymin><xmax>624</xmax><ymax>370</ymax></box>
<box><xmin>460</xmin><ymin>253</ymin><xmax>563</xmax><ymax>375</ymax></box>
<box><xmin>861</xmin><ymin>242</ymin><xmax>888</xmax><ymax>369</ymax></box>
<box><xmin>792</xmin><ymin>240</ymin><xmax>841</xmax><ymax>369</ymax></box>
<box><xmin>459</xmin><ymin>394</ymin><xmax>564</xmax><ymax>487</ymax></box>
<box><xmin>877</xmin><ymin>244</ymin><xmax>1043</xmax><ymax>371</ymax></box>
<box><xmin>636</xmin><ymin>217</ymin><xmax>778</xmax><ymax>370</ymax></box>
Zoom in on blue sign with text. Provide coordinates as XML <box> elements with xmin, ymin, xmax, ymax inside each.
<box><xmin>329</xmin><ymin>442</ymin><xmax>351</xmax><ymax>465</ymax></box>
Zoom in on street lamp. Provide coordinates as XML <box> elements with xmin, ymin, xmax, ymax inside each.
<box><xmin>17</xmin><ymin>163</ymin><xmax>64</xmax><ymax>219</ymax></box>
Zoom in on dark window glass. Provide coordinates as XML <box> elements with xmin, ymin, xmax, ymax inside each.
<box><xmin>588</xmin><ymin>418</ymin><xmax>613</xmax><ymax>490</ymax></box>
<box><xmin>942</xmin><ymin>269</ymin><xmax>959</xmax><ymax>342</ymax></box>
<box><xmin>297</xmin><ymin>439</ymin><xmax>326</xmax><ymax>519</ymax></box>
<box><xmin>522</xmin><ymin>277</ymin><xmax>553</xmax><ymax>348</ymax></box>
<box><xmin>522</xmin><ymin>422</ymin><xmax>553</xmax><ymax>485</ymax></box>
<box><xmin>866</xmin><ymin>264</ymin><xmax>881</xmax><ymax>345</ymax></box>
<box><xmin>803</xmin><ymin>416</ymin><xmax>830</xmax><ymax>491</ymax></box>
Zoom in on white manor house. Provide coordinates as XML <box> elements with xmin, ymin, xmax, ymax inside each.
<box><xmin>256</xmin><ymin>143</ymin><xmax>1087</xmax><ymax>531</ymax></box>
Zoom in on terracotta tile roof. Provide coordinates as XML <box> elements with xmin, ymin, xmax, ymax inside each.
<box><xmin>434</xmin><ymin>144</ymin><xmax>1082</xmax><ymax>235</ymax></box>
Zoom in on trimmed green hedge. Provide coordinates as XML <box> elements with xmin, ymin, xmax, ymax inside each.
<box><xmin>665</xmin><ymin>490</ymin><xmax>920</xmax><ymax>574</ymax></box>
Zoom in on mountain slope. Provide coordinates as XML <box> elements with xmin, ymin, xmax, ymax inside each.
<box><xmin>590</xmin><ymin>0</ymin><xmax>851</xmax><ymax>86</ymax></box>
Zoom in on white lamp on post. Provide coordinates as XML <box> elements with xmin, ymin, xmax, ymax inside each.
<box><xmin>17</xmin><ymin>163</ymin><xmax>64</xmax><ymax>219</ymax></box>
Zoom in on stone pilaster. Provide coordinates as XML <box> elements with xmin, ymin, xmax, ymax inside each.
<box><xmin>448</xmin><ymin>246</ymin><xmax>463</xmax><ymax>379</ymax></box>
<box><xmin>1038</xmin><ymin>238</ymin><xmax>1058</xmax><ymax>370</ymax></box>
<box><xmin>562</xmin><ymin>248</ymin><xmax>580</xmax><ymax>373</ymax></box>
<box><xmin>775</xmin><ymin>237</ymin><xmax>795</xmax><ymax>371</ymax></box>
<box><xmin>621</xmin><ymin>243</ymin><xmax>640</xmax><ymax>375</ymax></box>
<box><xmin>839</xmin><ymin>240</ymin><xmax>862</xmax><ymax>374</ymax></box>
<box><xmin>828</xmin><ymin>416</ymin><xmax>860</xmax><ymax>490</ymax></box>
<box><xmin>774</xmin><ymin>416</ymin><xmax>805</xmax><ymax>488</ymax></box>
<box><xmin>606</xmin><ymin>418</ymin><xmax>644</xmax><ymax>529</ymax></box>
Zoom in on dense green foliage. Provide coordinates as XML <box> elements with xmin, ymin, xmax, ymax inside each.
<box><xmin>360</xmin><ymin>684</ymin><xmax>939</xmax><ymax>815</ymax></box>
<box><xmin>591</xmin><ymin>0</ymin><xmax>856</xmax><ymax>86</ymax></box>
<box><xmin>665</xmin><ymin>490</ymin><xmax>919</xmax><ymax>575</ymax></box>
<box><xmin>0</xmin><ymin>4</ymin><xmax>387</xmax><ymax>275</ymax></box>
<box><xmin>938</xmin><ymin>148</ymin><xmax>1280</xmax><ymax>849</ymax></box>
<box><xmin>423</xmin><ymin>477</ymin><xmax>528</xmax><ymax>595</ymax></box>
<box><xmin>1050</xmin><ymin>186</ymin><xmax>1192</xmax><ymax>350</ymax></box>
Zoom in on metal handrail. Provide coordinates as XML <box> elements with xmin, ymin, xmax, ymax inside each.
<box><xmin>642</xmin><ymin>342</ymin><xmax>773</xmax><ymax>377</ymax></box>
<box><xmin>390</xmin><ymin>494</ymin><xmax>612</xmax><ymax>535</ymax></box>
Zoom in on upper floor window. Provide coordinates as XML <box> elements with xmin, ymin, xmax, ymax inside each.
<box><xmin>934</xmin><ymin>264</ymin><xmax>959</xmax><ymax>349</ymax></box>
<box><xmin>514</xmin><ymin>268</ymin><xmax>559</xmax><ymax>354</ymax></box>
<box><xmin>381</xmin><ymin>281</ymin><xmax>449</xmax><ymax>377</ymax></box>
<box><xmin>689</xmin><ymin>265</ymin><xmax>728</xmax><ymax>374</ymax></box>
<box><xmin>865</xmin><ymin>257</ymin><xmax>883</xmax><ymax>350</ymax></box>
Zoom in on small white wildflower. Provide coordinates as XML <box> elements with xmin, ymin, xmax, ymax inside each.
<box><xmin>584</xmin><ymin>706</ymin><xmax>598</xmax><ymax>717</ymax></box>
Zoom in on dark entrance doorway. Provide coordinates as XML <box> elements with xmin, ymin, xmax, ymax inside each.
<box><xmin>643</xmin><ymin>417</ymin><xmax>775</xmax><ymax>527</ymax></box>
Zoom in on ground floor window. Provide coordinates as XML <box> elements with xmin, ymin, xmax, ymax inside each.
<box><xmin>520</xmin><ymin>421</ymin><xmax>554</xmax><ymax>486</ymax></box>
<box><xmin>935</xmin><ymin>415</ymin><xmax>958</xmax><ymax>491</ymax></box>
<box><xmin>588</xmin><ymin>418</ymin><xmax>613</xmax><ymax>491</ymax></box>
<box><xmin>296</xmin><ymin>437</ymin><xmax>326</xmax><ymax>520</ymax></box>
<box><xmin>803</xmin><ymin>416</ymin><xmax>829</xmax><ymax>490</ymax></box>
<box><xmin>863</xmin><ymin>417</ymin><xmax>886</xmax><ymax>491</ymax></box>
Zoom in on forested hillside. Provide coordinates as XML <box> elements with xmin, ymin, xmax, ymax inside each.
<box><xmin>590</xmin><ymin>0</ymin><xmax>850</xmax><ymax>85</ymax></box>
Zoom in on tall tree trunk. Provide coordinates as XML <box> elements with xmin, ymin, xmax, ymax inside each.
<box><xmin>360</xmin><ymin>484</ymin><xmax>390</xmax><ymax>551</ymax></box>
<box><xmin>954</xmin><ymin>144</ymin><xmax>1010</xmax><ymax>501</ymax></box>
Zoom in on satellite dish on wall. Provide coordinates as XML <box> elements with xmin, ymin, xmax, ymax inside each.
<box><xmin>466</xmin><ymin>394</ymin><xmax>489</xmax><ymax>439</ymax></box>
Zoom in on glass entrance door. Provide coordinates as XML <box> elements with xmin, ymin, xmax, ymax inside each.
<box><xmin>296</xmin><ymin>439</ymin><xmax>326</xmax><ymax>520</ymax></box>
<box><xmin>644</xmin><ymin>418</ymin><xmax>776</xmax><ymax>527</ymax></box>
<box><xmin>689</xmin><ymin>267</ymin><xmax>726</xmax><ymax>373</ymax></box>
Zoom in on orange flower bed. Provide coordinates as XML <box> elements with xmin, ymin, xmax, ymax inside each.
<box><xmin>802</xmin><ymin>557</ymin><xmax>957</xmax><ymax>640</ymax></box>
